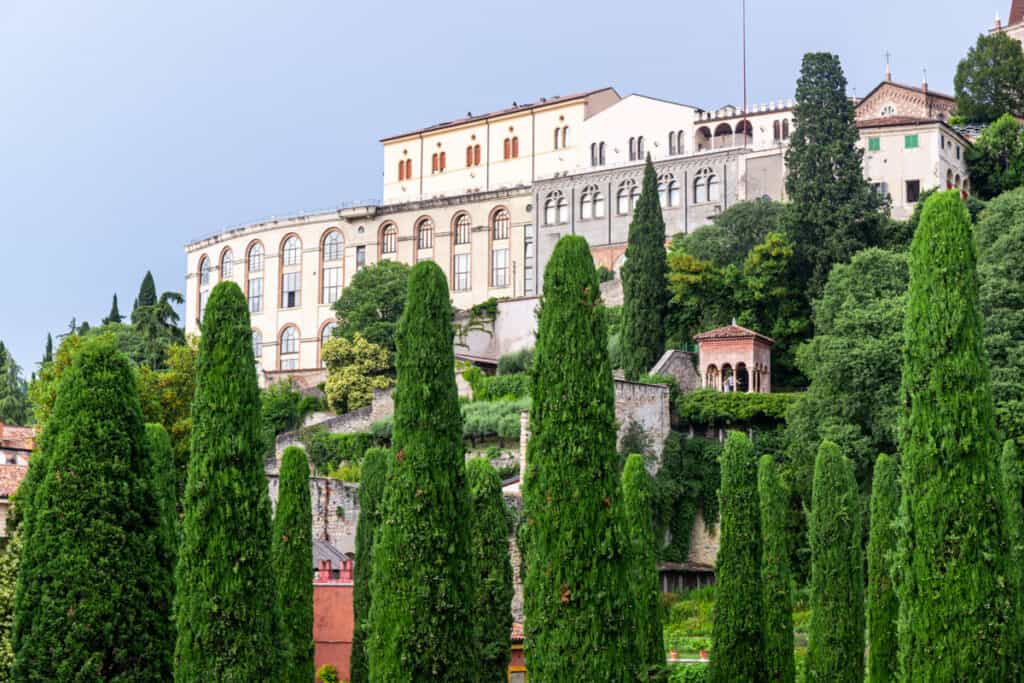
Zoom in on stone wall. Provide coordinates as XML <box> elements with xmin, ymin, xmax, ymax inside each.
<box><xmin>267</xmin><ymin>473</ymin><xmax>361</xmax><ymax>554</ymax></box>
<box><xmin>651</xmin><ymin>349</ymin><xmax>702</xmax><ymax>394</ymax></box>
<box><xmin>686</xmin><ymin>506</ymin><xmax>720</xmax><ymax>568</ymax></box>
<box><xmin>614</xmin><ymin>379</ymin><xmax>672</xmax><ymax>460</ymax></box>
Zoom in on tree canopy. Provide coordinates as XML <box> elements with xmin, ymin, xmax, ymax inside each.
<box><xmin>965</xmin><ymin>113</ymin><xmax>1024</xmax><ymax>200</ymax></box>
<box><xmin>0</xmin><ymin>343</ymin><xmax>30</xmax><ymax>426</ymax></box>
<box><xmin>322</xmin><ymin>333</ymin><xmax>393</xmax><ymax>413</ymax></box>
<box><xmin>331</xmin><ymin>260</ymin><xmax>411</xmax><ymax>357</ymax></box>
<box><xmin>954</xmin><ymin>31</ymin><xmax>1024</xmax><ymax>124</ymax></box>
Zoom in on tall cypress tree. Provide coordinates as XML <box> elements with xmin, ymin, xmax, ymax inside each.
<box><xmin>351</xmin><ymin>447</ymin><xmax>388</xmax><ymax>683</ymax></box>
<box><xmin>174</xmin><ymin>281</ymin><xmax>279</xmax><ymax>682</ymax></box>
<box><xmin>136</xmin><ymin>271</ymin><xmax>158</xmax><ymax>310</ymax></box>
<box><xmin>898</xmin><ymin>190</ymin><xmax>1012</xmax><ymax>681</ymax></box>
<box><xmin>806</xmin><ymin>441</ymin><xmax>863</xmax><ymax>683</ymax></box>
<box><xmin>145</xmin><ymin>424</ymin><xmax>178</xmax><ymax>599</ymax></box>
<box><xmin>466</xmin><ymin>458</ymin><xmax>513</xmax><ymax>683</ymax></box>
<box><xmin>785</xmin><ymin>52</ymin><xmax>885</xmax><ymax>294</ymax></box>
<box><xmin>621</xmin><ymin>155</ymin><xmax>668</xmax><ymax>379</ymax></box>
<box><xmin>103</xmin><ymin>293</ymin><xmax>124</xmax><ymax>325</ymax></box>
<box><xmin>273</xmin><ymin>446</ymin><xmax>314</xmax><ymax>683</ymax></box>
<box><xmin>622</xmin><ymin>453</ymin><xmax>664</xmax><ymax>673</ymax></box>
<box><xmin>867</xmin><ymin>454</ymin><xmax>899</xmax><ymax>683</ymax></box>
<box><xmin>758</xmin><ymin>454</ymin><xmax>794</xmax><ymax>683</ymax></box>
<box><xmin>12</xmin><ymin>338</ymin><xmax>172</xmax><ymax>681</ymax></box>
<box><xmin>523</xmin><ymin>235</ymin><xmax>637</xmax><ymax>681</ymax></box>
<box><xmin>368</xmin><ymin>261</ymin><xmax>476</xmax><ymax>681</ymax></box>
<box><xmin>41</xmin><ymin>334</ymin><xmax>53</xmax><ymax>366</ymax></box>
<box><xmin>1001</xmin><ymin>439</ymin><xmax>1024</xmax><ymax>672</ymax></box>
<box><xmin>709</xmin><ymin>432</ymin><xmax>765</xmax><ymax>683</ymax></box>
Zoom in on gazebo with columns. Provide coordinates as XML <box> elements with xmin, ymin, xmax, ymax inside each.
<box><xmin>694</xmin><ymin>323</ymin><xmax>773</xmax><ymax>393</ymax></box>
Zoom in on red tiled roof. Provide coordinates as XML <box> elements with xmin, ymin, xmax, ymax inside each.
<box><xmin>693</xmin><ymin>324</ymin><xmax>774</xmax><ymax>345</ymax></box>
<box><xmin>511</xmin><ymin>622</ymin><xmax>524</xmax><ymax>643</ymax></box>
<box><xmin>0</xmin><ymin>424</ymin><xmax>35</xmax><ymax>452</ymax></box>
<box><xmin>0</xmin><ymin>465</ymin><xmax>28</xmax><ymax>498</ymax></box>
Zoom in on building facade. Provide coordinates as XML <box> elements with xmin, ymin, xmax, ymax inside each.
<box><xmin>994</xmin><ymin>0</ymin><xmax>1024</xmax><ymax>44</ymax></box>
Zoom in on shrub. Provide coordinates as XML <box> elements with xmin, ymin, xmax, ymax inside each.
<box><xmin>867</xmin><ymin>454</ymin><xmax>899</xmax><ymax>683</ymax></box>
<box><xmin>301</xmin><ymin>429</ymin><xmax>375</xmax><ymax>474</ymax></box>
<box><xmin>758</xmin><ymin>454</ymin><xmax>795</xmax><ymax>683</ymax></box>
<box><xmin>669</xmin><ymin>663</ymin><xmax>708</xmax><ymax>683</ymax></box>
<box><xmin>675</xmin><ymin>389</ymin><xmax>796</xmax><ymax>426</ymax></box>
<box><xmin>329</xmin><ymin>461</ymin><xmax>361</xmax><ymax>483</ymax></box>
<box><xmin>317</xmin><ymin>664</ymin><xmax>340</xmax><ymax>683</ymax></box>
<box><xmin>497</xmin><ymin>347</ymin><xmax>534</xmax><ymax>375</ymax></box>
<box><xmin>623</xmin><ymin>454</ymin><xmax>664</xmax><ymax>672</ymax></box>
<box><xmin>350</xmin><ymin>447</ymin><xmax>388</xmax><ymax>683</ymax></box>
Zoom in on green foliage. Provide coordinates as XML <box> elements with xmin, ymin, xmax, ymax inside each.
<box><xmin>322</xmin><ymin>333</ymin><xmax>393</xmax><ymax>414</ymax></box>
<box><xmin>262</xmin><ymin>379</ymin><xmax>304</xmax><ymax>437</ymax></box>
<box><xmin>331</xmin><ymin>260</ymin><xmax>411</xmax><ymax>357</ymax></box>
<box><xmin>351</xmin><ymin>447</ymin><xmax>388</xmax><ymax>683</ymax></box>
<box><xmin>758</xmin><ymin>455</ymin><xmax>794</xmax><ymax>683</ymax></box>
<box><xmin>317</xmin><ymin>664</ymin><xmax>340</xmax><ymax>683</ymax></box>
<box><xmin>461</xmin><ymin>398</ymin><xmax>529</xmax><ymax>445</ymax></box>
<box><xmin>522</xmin><ymin>235</ymin><xmax>638</xmax><ymax>680</ymax></box>
<box><xmin>273</xmin><ymin>447</ymin><xmax>314</xmax><ymax>683</ymax></box>
<box><xmin>966</xmin><ymin>113</ymin><xmax>1024</xmax><ymax>200</ymax></box>
<box><xmin>0</xmin><ymin>343</ymin><xmax>30</xmax><ymax>426</ymax></box>
<box><xmin>867</xmin><ymin>454</ymin><xmax>899</xmax><ymax>683</ymax></box>
<box><xmin>301</xmin><ymin>429</ymin><xmax>375</xmax><ymax>475</ymax></box>
<box><xmin>175</xmin><ymin>282</ymin><xmax>280</xmax><ymax>682</ymax></box>
<box><xmin>621</xmin><ymin>156</ymin><xmax>669</xmax><ymax>379</ymax></box>
<box><xmin>676</xmin><ymin>389</ymin><xmax>795</xmax><ymax>426</ymax></box>
<box><xmin>708</xmin><ymin>432</ymin><xmax>764</xmax><ymax>683</ymax></box>
<box><xmin>669</xmin><ymin>664</ymin><xmax>709</xmax><ymax>683</ymax></box>
<box><xmin>653</xmin><ymin>434</ymin><xmax>720</xmax><ymax>562</ymax></box>
<box><xmin>130</xmin><ymin>271</ymin><xmax>185</xmax><ymax>370</ymax></box>
<box><xmin>672</xmin><ymin>199</ymin><xmax>785</xmax><ymax>268</ymax></box>
<box><xmin>465</xmin><ymin>459</ymin><xmax>513</xmax><ymax>683</ymax></box>
<box><xmin>135</xmin><ymin>271</ymin><xmax>158</xmax><ymax>310</ymax></box>
<box><xmin>898</xmin><ymin>191</ymin><xmax>1012</xmax><ymax>681</ymax></box>
<box><xmin>596</xmin><ymin>265</ymin><xmax>615</xmax><ymax>283</ymax></box>
<box><xmin>806</xmin><ymin>441</ymin><xmax>863</xmax><ymax>683</ymax></box>
<box><xmin>1001</xmin><ymin>440</ymin><xmax>1024</xmax><ymax>654</ymax></box>
<box><xmin>784</xmin><ymin>52</ymin><xmax>886</xmax><ymax>295</ymax></box>
<box><xmin>103</xmin><ymin>293</ymin><xmax>124</xmax><ymax>325</ymax></box>
<box><xmin>0</xmin><ymin>533</ymin><xmax>19</xmax><ymax>683</ymax></box>
<box><xmin>13</xmin><ymin>338</ymin><xmax>172</xmax><ymax>681</ymax></box>
<box><xmin>623</xmin><ymin>454</ymin><xmax>665</xmax><ymax>672</ymax></box>
<box><xmin>41</xmin><ymin>333</ymin><xmax>53</xmax><ymax>366</ymax></box>
<box><xmin>368</xmin><ymin>261</ymin><xmax>476</xmax><ymax>681</ymax></box>
<box><xmin>954</xmin><ymin>31</ymin><xmax>1024</xmax><ymax>123</ymax></box>
<box><xmin>497</xmin><ymin>347</ymin><xmax>534</xmax><ymax>375</ymax></box>
<box><xmin>463</xmin><ymin>367</ymin><xmax>531</xmax><ymax>401</ymax></box>
<box><xmin>329</xmin><ymin>461</ymin><xmax>361</xmax><ymax>482</ymax></box>
<box><xmin>145</xmin><ymin>424</ymin><xmax>178</xmax><ymax>593</ymax></box>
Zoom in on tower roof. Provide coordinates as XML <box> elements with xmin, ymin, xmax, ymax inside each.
<box><xmin>693</xmin><ymin>323</ymin><xmax>774</xmax><ymax>345</ymax></box>
<box><xmin>1012</xmin><ymin>0</ymin><xmax>1024</xmax><ymax>25</ymax></box>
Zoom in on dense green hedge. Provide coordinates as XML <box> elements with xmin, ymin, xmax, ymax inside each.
<box><xmin>463</xmin><ymin>366</ymin><xmax>531</xmax><ymax>400</ymax></box>
<box><xmin>367</xmin><ymin>399</ymin><xmax>529</xmax><ymax>446</ymax></box>
<box><xmin>669</xmin><ymin>664</ymin><xmax>708</xmax><ymax>683</ymax></box>
<box><xmin>676</xmin><ymin>389</ymin><xmax>797</xmax><ymax>425</ymax></box>
<box><xmin>301</xmin><ymin>428</ymin><xmax>377</xmax><ymax>474</ymax></box>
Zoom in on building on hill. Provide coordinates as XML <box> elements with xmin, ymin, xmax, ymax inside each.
<box><xmin>993</xmin><ymin>0</ymin><xmax>1024</xmax><ymax>44</ymax></box>
<box><xmin>312</xmin><ymin>540</ymin><xmax>355</xmax><ymax>681</ymax></box>
<box><xmin>694</xmin><ymin>324</ymin><xmax>774</xmax><ymax>393</ymax></box>
<box><xmin>0</xmin><ymin>423</ymin><xmax>34</xmax><ymax>537</ymax></box>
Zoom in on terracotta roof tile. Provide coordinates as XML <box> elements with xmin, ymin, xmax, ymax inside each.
<box><xmin>0</xmin><ymin>465</ymin><xmax>28</xmax><ymax>498</ymax></box>
<box><xmin>0</xmin><ymin>424</ymin><xmax>35</xmax><ymax>452</ymax></box>
<box><xmin>511</xmin><ymin>622</ymin><xmax>524</xmax><ymax>643</ymax></box>
<box><xmin>1012</xmin><ymin>0</ymin><xmax>1024</xmax><ymax>25</ymax></box>
<box><xmin>693</xmin><ymin>324</ymin><xmax>774</xmax><ymax>345</ymax></box>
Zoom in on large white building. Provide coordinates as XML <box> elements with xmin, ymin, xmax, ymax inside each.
<box><xmin>184</xmin><ymin>74</ymin><xmax>969</xmax><ymax>381</ymax></box>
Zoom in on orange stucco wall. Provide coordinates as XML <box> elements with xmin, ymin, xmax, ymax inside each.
<box><xmin>314</xmin><ymin>583</ymin><xmax>354</xmax><ymax>680</ymax></box>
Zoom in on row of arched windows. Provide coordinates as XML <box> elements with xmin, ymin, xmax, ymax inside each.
<box><xmin>252</xmin><ymin>321</ymin><xmax>338</xmax><ymax>371</ymax></box>
<box><xmin>628</xmin><ymin>136</ymin><xmax>645</xmax><ymax>161</ymax></box>
<box><xmin>431</xmin><ymin>152</ymin><xmax>447</xmax><ymax>173</ymax></box>
<box><xmin>541</xmin><ymin>172</ymin><xmax>694</xmax><ymax>225</ymax></box>
<box><xmin>590</xmin><ymin>142</ymin><xmax>607</xmax><ymax>167</ymax></box>
<box><xmin>503</xmin><ymin>137</ymin><xmax>520</xmax><ymax>160</ymax></box>
<box><xmin>668</xmin><ymin>130</ymin><xmax>686</xmax><ymax>156</ymax></box>
<box><xmin>466</xmin><ymin>144</ymin><xmax>481</xmax><ymax>167</ymax></box>
<box><xmin>397</xmin><ymin>158</ymin><xmax>413</xmax><ymax>181</ymax></box>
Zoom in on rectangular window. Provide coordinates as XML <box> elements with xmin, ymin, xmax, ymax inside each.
<box><xmin>956</xmin><ymin>146</ymin><xmax>961</xmax><ymax>160</ymax></box>
<box><xmin>322</xmin><ymin>267</ymin><xmax>342</xmax><ymax>305</ymax></box>
<box><xmin>282</xmin><ymin>272</ymin><xmax>300</xmax><ymax>309</ymax></box>
<box><xmin>906</xmin><ymin>180</ymin><xmax>921</xmax><ymax>203</ymax></box>
<box><xmin>491</xmin><ymin>248</ymin><xmax>509</xmax><ymax>288</ymax></box>
<box><xmin>281</xmin><ymin>358</ymin><xmax>298</xmax><ymax>371</ymax></box>
<box><xmin>524</xmin><ymin>228</ymin><xmax>535</xmax><ymax>295</ymax></box>
<box><xmin>868</xmin><ymin>137</ymin><xmax>880</xmax><ymax>152</ymax></box>
<box><xmin>199</xmin><ymin>290</ymin><xmax>209</xmax><ymax>320</ymax></box>
<box><xmin>356</xmin><ymin>245</ymin><xmax>366</xmax><ymax>271</ymax></box>
<box><xmin>904</xmin><ymin>134</ymin><xmax>919</xmax><ymax>149</ymax></box>
<box><xmin>248</xmin><ymin>278</ymin><xmax>263</xmax><ymax>313</ymax></box>
<box><xmin>454</xmin><ymin>253</ymin><xmax>470</xmax><ymax>291</ymax></box>
<box><xmin>872</xmin><ymin>182</ymin><xmax>889</xmax><ymax>198</ymax></box>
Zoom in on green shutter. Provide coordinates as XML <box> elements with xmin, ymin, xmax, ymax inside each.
<box><xmin>904</xmin><ymin>134</ymin><xmax>919</xmax><ymax>149</ymax></box>
<box><xmin>868</xmin><ymin>137</ymin><xmax>881</xmax><ymax>152</ymax></box>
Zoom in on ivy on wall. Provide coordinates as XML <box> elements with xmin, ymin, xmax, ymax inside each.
<box><xmin>653</xmin><ymin>433</ymin><xmax>722</xmax><ymax>563</ymax></box>
<box><xmin>676</xmin><ymin>389</ymin><xmax>797</xmax><ymax>426</ymax></box>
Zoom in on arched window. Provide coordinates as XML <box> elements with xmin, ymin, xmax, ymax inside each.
<box><xmin>398</xmin><ymin>159</ymin><xmax>406</xmax><ymax>180</ymax></box>
<box><xmin>439</xmin><ymin>151</ymin><xmax>446</xmax><ymax>171</ymax></box>
<box><xmin>431</xmin><ymin>153</ymin><xmax>439</xmax><ymax>173</ymax></box>
<box><xmin>955</xmin><ymin>173</ymin><xmax>962</xmax><ymax>188</ymax></box>
<box><xmin>694</xmin><ymin>169</ymin><xmax>712</xmax><ymax>204</ymax></box>
<box><xmin>279</xmin><ymin>326</ymin><xmax>300</xmax><ymax>371</ymax></box>
<box><xmin>380</xmin><ymin>223</ymin><xmax>397</xmax><ymax>256</ymax></box>
<box><xmin>658</xmin><ymin>174</ymin><xmax>676</xmax><ymax>208</ymax></box>
<box><xmin>252</xmin><ymin>329</ymin><xmax>262</xmax><ymax>365</ymax></box>
<box><xmin>599</xmin><ymin>141</ymin><xmax>606</xmax><ymax>165</ymax></box>
<box><xmin>667</xmin><ymin>179</ymin><xmax>679</xmax><ymax>207</ymax></box>
<box><xmin>322</xmin><ymin>230</ymin><xmax>343</xmax><ymax>262</ymax></box>
<box><xmin>404</xmin><ymin>158</ymin><xmax>413</xmax><ymax>179</ymax></box>
<box><xmin>199</xmin><ymin>256</ymin><xmax>211</xmax><ymax>286</ymax></box>
<box><xmin>320</xmin><ymin>322</ymin><xmax>337</xmax><ymax>368</ymax></box>
<box><xmin>669</xmin><ymin>131</ymin><xmax>676</xmax><ymax>155</ymax></box>
<box><xmin>561</xmin><ymin>126</ymin><xmax>568</xmax><ymax>148</ymax></box>
<box><xmin>636</xmin><ymin>135</ymin><xmax>644</xmax><ymax>159</ymax></box>
<box><xmin>220</xmin><ymin>248</ymin><xmax>233</xmax><ymax>280</ymax></box>
<box><xmin>628</xmin><ymin>137</ymin><xmax>636</xmax><ymax>161</ymax></box>
<box><xmin>504</xmin><ymin>138</ymin><xmax>511</xmax><ymax>159</ymax></box>
<box><xmin>454</xmin><ymin>213</ymin><xmax>471</xmax><ymax>245</ymax></box>
<box><xmin>617</xmin><ymin>179</ymin><xmax>639</xmax><ymax>215</ymax></box>
<box><xmin>321</xmin><ymin>230</ymin><xmax>344</xmax><ymax>305</ymax></box>
<box><xmin>553</xmin><ymin>128</ymin><xmax>560</xmax><ymax>149</ymax></box>
<box><xmin>492</xmin><ymin>209</ymin><xmax>510</xmax><ymax>240</ymax></box>
<box><xmin>282</xmin><ymin>236</ymin><xmax>301</xmax><ymax>266</ymax></box>
<box><xmin>511</xmin><ymin>136</ymin><xmax>519</xmax><ymax>158</ymax></box>
<box><xmin>544</xmin><ymin>191</ymin><xmax>567</xmax><ymax>225</ymax></box>
<box><xmin>591</xmin><ymin>143</ymin><xmax>598</xmax><ymax>167</ymax></box>
<box><xmin>557</xmin><ymin>194</ymin><xmax>568</xmax><ymax>224</ymax></box>
<box><xmin>466</xmin><ymin>146</ymin><xmax>474</xmax><ymax>167</ymax></box>
<box><xmin>580</xmin><ymin>185</ymin><xmax>604</xmax><ymax>220</ymax></box>
<box><xmin>676</xmin><ymin>130</ymin><xmax>684</xmax><ymax>155</ymax></box>
<box><xmin>246</xmin><ymin>242</ymin><xmax>264</xmax><ymax>313</ymax></box>
<box><xmin>782</xmin><ymin>120</ymin><xmax>790</xmax><ymax>139</ymax></box>
<box><xmin>247</xmin><ymin>242</ymin><xmax>262</xmax><ymax>273</ymax></box>
<box><xmin>708</xmin><ymin>172</ymin><xmax>720</xmax><ymax>202</ymax></box>
<box><xmin>695</xmin><ymin>126</ymin><xmax>712</xmax><ymax>151</ymax></box>
<box><xmin>947</xmin><ymin>169</ymin><xmax>954</xmax><ymax>189</ymax></box>
<box><xmin>475</xmin><ymin>145</ymin><xmax>481</xmax><ymax>165</ymax></box>
<box><xmin>714</xmin><ymin>123</ymin><xmax>733</xmax><ymax>148</ymax></box>
<box><xmin>773</xmin><ymin>120</ymin><xmax>781</xmax><ymax>141</ymax></box>
<box><xmin>416</xmin><ymin>218</ymin><xmax>434</xmax><ymax>251</ymax></box>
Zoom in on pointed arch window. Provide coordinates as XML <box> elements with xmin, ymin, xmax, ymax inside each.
<box><xmin>492</xmin><ymin>209</ymin><xmax>510</xmax><ymax>240</ymax></box>
<box><xmin>580</xmin><ymin>185</ymin><xmax>605</xmax><ymax>220</ymax></box>
<box><xmin>220</xmin><ymin>248</ymin><xmax>234</xmax><ymax>279</ymax></box>
<box><xmin>617</xmin><ymin>179</ymin><xmax>640</xmax><ymax>215</ymax></box>
<box><xmin>454</xmin><ymin>213</ymin><xmax>471</xmax><ymax>245</ymax></box>
<box><xmin>694</xmin><ymin>168</ymin><xmax>719</xmax><ymax>204</ymax></box>
<box><xmin>282</xmin><ymin>236</ymin><xmax>301</xmax><ymax>266</ymax></box>
<box><xmin>416</xmin><ymin>218</ymin><xmax>434</xmax><ymax>251</ymax></box>
<box><xmin>380</xmin><ymin>223</ymin><xmax>398</xmax><ymax>256</ymax></box>
<box><xmin>543</xmin><ymin>191</ymin><xmax>568</xmax><ymax>225</ymax></box>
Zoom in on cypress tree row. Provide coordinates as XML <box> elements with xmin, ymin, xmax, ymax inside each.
<box><xmin>620</xmin><ymin>155</ymin><xmax>669</xmax><ymax>379</ymax></box>
<box><xmin>709</xmin><ymin>431</ymin><xmax>765</xmax><ymax>683</ymax></box>
<box><xmin>523</xmin><ymin>235</ymin><xmax>638</xmax><ymax>681</ymax></box>
<box><xmin>273</xmin><ymin>446</ymin><xmax>314</xmax><ymax>683</ymax></box>
<box><xmin>867</xmin><ymin>454</ymin><xmax>899</xmax><ymax>683</ymax></box>
<box><xmin>466</xmin><ymin>458</ymin><xmax>514</xmax><ymax>683</ymax></box>
<box><xmin>898</xmin><ymin>190</ymin><xmax>1012</xmax><ymax>681</ymax></box>
<box><xmin>806</xmin><ymin>441</ymin><xmax>863</xmax><ymax>683</ymax></box>
<box><xmin>368</xmin><ymin>261</ymin><xmax>476</xmax><ymax>681</ymax></box>
<box><xmin>12</xmin><ymin>338</ymin><xmax>172</xmax><ymax>680</ymax></box>
<box><xmin>145</xmin><ymin>423</ymin><xmax>179</xmax><ymax>603</ymax></box>
<box><xmin>757</xmin><ymin>454</ymin><xmax>794</xmax><ymax>683</ymax></box>
<box><xmin>1000</xmin><ymin>440</ymin><xmax>1024</xmax><ymax>676</ymax></box>
<box><xmin>175</xmin><ymin>281</ymin><xmax>280</xmax><ymax>682</ymax></box>
<box><xmin>351</xmin><ymin>446</ymin><xmax>388</xmax><ymax>683</ymax></box>
<box><xmin>622</xmin><ymin>453</ymin><xmax>665</xmax><ymax>673</ymax></box>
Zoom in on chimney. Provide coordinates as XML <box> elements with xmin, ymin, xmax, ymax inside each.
<box><xmin>922</xmin><ymin>68</ymin><xmax>929</xmax><ymax>94</ymax></box>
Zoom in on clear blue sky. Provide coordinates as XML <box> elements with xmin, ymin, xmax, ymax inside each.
<box><xmin>0</xmin><ymin>0</ymin><xmax>1001</xmax><ymax>371</ymax></box>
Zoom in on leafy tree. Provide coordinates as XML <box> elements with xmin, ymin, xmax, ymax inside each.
<box><xmin>954</xmin><ymin>31</ymin><xmax>1024</xmax><ymax>123</ymax></box>
<box><xmin>966</xmin><ymin>114</ymin><xmax>1024</xmax><ymax>200</ymax></box>
<box><xmin>12</xmin><ymin>338</ymin><xmax>172</xmax><ymax>681</ymax></box>
<box><xmin>466</xmin><ymin>458</ymin><xmax>513</xmax><ymax>683</ymax></box>
<box><xmin>0</xmin><ymin>343</ymin><xmax>30</xmax><ymax>426</ymax></box>
<box><xmin>322</xmin><ymin>333</ymin><xmax>393</xmax><ymax>413</ymax></box>
<box><xmin>806</xmin><ymin>441</ymin><xmax>863</xmax><ymax>683</ymax></box>
<box><xmin>262</xmin><ymin>379</ymin><xmax>303</xmax><ymax>438</ymax></box>
<box><xmin>273</xmin><ymin>446</ymin><xmax>314</xmax><ymax>683</ymax></box>
<box><xmin>368</xmin><ymin>261</ymin><xmax>476</xmax><ymax>681</ymax></box>
<box><xmin>622</xmin><ymin>453</ymin><xmax>664</xmax><ymax>674</ymax></box>
<box><xmin>175</xmin><ymin>281</ymin><xmax>280</xmax><ymax>681</ymax></box>
<box><xmin>671</xmin><ymin>199</ymin><xmax>785</xmax><ymax>268</ymax></box>
<box><xmin>758</xmin><ymin>454</ymin><xmax>794</xmax><ymax>683</ymax></box>
<box><xmin>867</xmin><ymin>454</ymin><xmax>899</xmax><ymax>683</ymax></box>
<box><xmin>331</xmin><ymin>260</ymin><xmax>411</xmax><ymax>356</ymax></box>
<box><xmin>784</xmin><ymin>52</ymin><xmax>885</xmax><ymax>294</ymax></box>
<box><xmin>350</xmin><ymin>447</ymin><xmax>388</xmax><ymax>683</ymax></box>
<box><xmin>137</xmin><ymin>342</ymin><xmax>197</xmax><ymax>502</ymax></box>
<box><xmin>666</xmin><ymin>251</ymin><xmax>733</xmax><ymax>343</ymax></box>
<box><xmin>103</xmin><ymin>293</ymin><xmax>124</xmax><ymax>325</ymax></box>
<box><xmin>898</xmin><ymin>190</ymin><xmax>1012</xmax><ymax>680</ymax></box>
<box><xmin>621</xmin><ymin>156</ymin><xmax>669</xmax><ymax>379</ymax></box>
<box><xmin>709</xmin><ymin>432</ymin><xmax>764</xmax><ymax>683</ymax></box>
<box><xmin>522</xmin><ymin>235</ymin><xmax>637</xmax><ymax>681</ymax></box>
